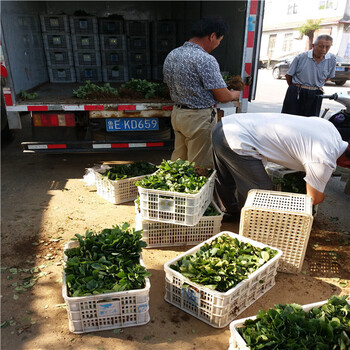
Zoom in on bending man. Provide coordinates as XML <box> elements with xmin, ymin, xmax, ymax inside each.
<box><xmin>212</xmin><ymin>113</ymin><xmax>350</xmax><ymax>218</ymax></box>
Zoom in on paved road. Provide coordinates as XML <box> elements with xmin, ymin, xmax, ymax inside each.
<box><xmin>248</xmin><ymin>68</ymin><xmax>350</xmax><ymax>118</ymax></box>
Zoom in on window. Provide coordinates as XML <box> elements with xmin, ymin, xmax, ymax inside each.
<box><xmin>319</xmin><ymin>0</ymin><xmax>338</xmax><ymax>9</ymax></box>
<box><xmin>267</xmin><ymin>34</ymin><xmax>277</xmax><ymax>58</ymax></box>
<box><xmin>287</xmin><ymin>1</ymin><xmax>298</xmax><ymax>14</ymax></box>
<box><xmin>283</xmin><ymin>33</ymin><xmax>293</xmax><ymax>52</ymax></box>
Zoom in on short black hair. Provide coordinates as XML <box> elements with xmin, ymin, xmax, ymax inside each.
<box><xmin>190</xmin><ymin>17</ymin><xmax>229</xmax><ymax>39</ymax></box>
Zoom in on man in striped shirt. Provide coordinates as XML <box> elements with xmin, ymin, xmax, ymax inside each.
<box><xmin>281</xmin><ymin>35</ymin><xmax>336</xmax><ymax>117</ymax></box>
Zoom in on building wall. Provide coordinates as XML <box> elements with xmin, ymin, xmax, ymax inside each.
<box><xmin>260</xmin><ymin>0</ymin><xmax>347</xmax><ymax>63</ymax></box>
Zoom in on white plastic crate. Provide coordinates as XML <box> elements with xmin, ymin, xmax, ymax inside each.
<box><xmin>135</xmin><ymin>201</ymin><xmax>224</xmax><ymax>248</ymax></box>
<box><xmin>265</xmin><ymin>162</ymin><xmax>319</xmax><ymax>217</ymax></box>
<box><xmin>239</xmin><ymin>189</ymin><xmax>313</xmax><ymax>274</ymax></box>
<box><xmin>164</xmin><ymin>231</ymin><xmax>283</xmax><ymax>328</ymax></box>
<box><xmin>94</xmin><ymin>167</ymin><xmax>151</xmax><ymax>205</ymax></box>
<box><xmin>228</xmin><ymin>300</ymin><xmax>336</xmax><ymax>350</ymax></box>
<box><xmin>62</xmin><ymin>241</ymin><xmax>150</xmax><ymax>334</ymax></box>
<box><xmin>138</xmin><ymin>170</ymin><xmax>216</xmax><ymax>226</ymax></box>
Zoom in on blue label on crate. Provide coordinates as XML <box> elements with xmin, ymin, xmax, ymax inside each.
<box><xmin>97</xmin><ymin>301</ymin><xmax>120</xmax><ymax>316</ymax></box>
<box><xmin>137</xmin><ymin>304</ymin><xmax>147</xmax><ymax>313</ymax></box>
<box><xmin>181</xmin><ymin>286</ymin><xmax>200</xmax><ymax>306</ymax></box>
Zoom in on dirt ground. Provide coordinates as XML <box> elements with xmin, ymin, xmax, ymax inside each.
<box><xmin>1</xmin><ymin>123</ymin><xmax>350</xmax><ymax>350</ymax></box>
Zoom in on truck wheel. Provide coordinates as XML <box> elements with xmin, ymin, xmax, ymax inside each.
<box><xmin>335</xmin><ymin>80</ymin><xmax>347</xmax><ymax>86</ymax></box>
<box><xmin>1</xmin><ymin>120</ymin><xmax>14</xmax><ymax>144</ymax></box>
<box><xmin>272</xmin><ymin>67</ymin><xmax>281</xmax><ymax>79</ymax></box>
<box><xmin>1</xmin><ymin>94</ymin><xmax>14</xmax><ymax>144</ymax></box>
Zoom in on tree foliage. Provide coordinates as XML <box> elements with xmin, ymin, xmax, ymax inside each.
<box><xmin>298</xmin><ymin>19</ymin><xmax>322</xmax><ymax>49</ymax></box>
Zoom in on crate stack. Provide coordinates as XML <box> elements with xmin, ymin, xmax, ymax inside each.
<box><xmin>70</xmin><ymin>15</ymin><xmax>102</xmax><ymax>82</ymax></box>
<box><xmin>151</xmin><ymin>21</ymin><xmax>176</xmax><ymax>81</ymax></box>
<box><xmin>136</xmin><ymin>167</ymin><xmax>223</xmax><ymax>248</ymax></box>
<box><xmin>126</xmin><ymin>20</ymin><xmax>151</xmax><ymax>80</ymax></box>
<box><xmin>99</xmin><ymin>18</ymin><xmax>128</xmax><ymax>83</ymax></box>
<box><xmin>40</xmin><ymin>15</ymin><xmax>76</xmax><ymax>83</ymax></box>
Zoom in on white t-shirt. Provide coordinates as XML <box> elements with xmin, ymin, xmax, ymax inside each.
<box><xmin>221</xmin><ymin>113</ymin><xmax>348</xmax><ymax>193</ymax></box>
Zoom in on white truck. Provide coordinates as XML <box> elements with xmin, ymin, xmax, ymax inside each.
<box><xmin>1</xmin><ymin>0</ymin><xmax>264</xmax><ymax>153</ymax></box>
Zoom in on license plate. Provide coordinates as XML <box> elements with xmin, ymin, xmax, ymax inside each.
<box><xmin>106</xmin><ymin>117</ymin><xmax>159</xmax><ymax>132</ymax></box>
<box><xmin>336</xmin><ymin>67</ymin><xmax>345</xmax><ymax>71</ymax></box>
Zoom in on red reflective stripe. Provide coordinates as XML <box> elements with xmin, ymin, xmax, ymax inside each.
<box><xmin>242</xmin><ymin>86</ymin><xmax>250</xmax><ymax>99</ymax></box>
<box><xmin>111</xmin><ymin>143</ymin><xmax>129</xmax><ymax>148</ymax></box>
<box><xmin>250</xmin><ymin>0</ymin><xmax>258</xmax><ymax>14</ymax></box>
<box><xmin>47</xmin><ymin>144</ymin><xmax>66</xmax><ymax>149</ymax></box>
<box><xmin>3</xmin><ymin>92</ymin><xmax>13</xmax><ymax>106</ymax></box>
<box><xmin>1</xmin><ymin>64</ymin><xmax>8</xmax><ymax>78</ymax></box>
<box><xmin>245</xmin><ymin>63</ymin><xmax>252</xmax><ymax>75</ymax></box>
<box><xmin>28</xmin><ymin>106</ymin><xmax>48</xmax><ymax>111</ymax></box>
<box><xmin>146</xmin><ymin>142</ymin><xmax>164</xmax><ymax>147</ymax></box>
<box><xmin>117</xmin><ymin>105</ymin><xmax>136</xmax><ymax>111</ymax></box>
<box><xmin>247</xmin><ymin>31</ymin><xmax>255</xmax><ymax>48</ymax></box>
<box><xmin>161</xmin><ymin>105</ymin><xmax>173</xmax><ymax>110</ymax></box>
<box><xmin>84</xmin><ymin>105</ymin><xmax>104</xmax><ymax>111</ymax></box>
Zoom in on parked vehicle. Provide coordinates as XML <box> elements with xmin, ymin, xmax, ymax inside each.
<box><xmin>332</xmin><ymin>56</ymin><xmax>350</xmax><ymax>86</ymax></box>
<box><xmin>1</xmin><ymin>0</ymin><xmax>263</xmax><ymax>154</ymax></box>
<box><xmin>272</xmin><ymin>55</ymin><xmax>350</xmax><ymax>86</ymax></box>
<box><xmin>272</xmin><ymin>57</ymin><xmax>294</xmax><ymax>79</ymax></box>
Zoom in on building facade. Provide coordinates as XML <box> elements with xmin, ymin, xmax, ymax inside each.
<box><xmin>260</xmin><ymin>0</ymin><xmax>348</xmax><ymax>66</ymax></box>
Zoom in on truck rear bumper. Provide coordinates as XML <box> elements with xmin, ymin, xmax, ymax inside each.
<box><xmin>22</xmin><ymin>139</ymin><xmax>174</xmax><ymax>153</ymax></box>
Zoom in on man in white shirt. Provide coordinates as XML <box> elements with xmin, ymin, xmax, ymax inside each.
<box><xmin>212</xmin><ymin>113</ymin><xmax>350</xmax><ymax>218</ymax></box>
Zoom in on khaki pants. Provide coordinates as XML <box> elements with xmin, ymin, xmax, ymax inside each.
<box><xmin>171</xmin><ymin>106</ymin><xmax>217</xmax><ymax>168</ymax></box>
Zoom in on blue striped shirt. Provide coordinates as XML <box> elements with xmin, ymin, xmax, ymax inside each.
<box><xmin>287</xmin><ymin>50</ymin><xmax>336</xmax><ymax>88</ymax></box>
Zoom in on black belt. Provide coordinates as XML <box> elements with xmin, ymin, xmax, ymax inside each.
<box><xmin>175</xmin><ymin>104</ymin><xmax>216</xmax><ymax>109</ymax></box>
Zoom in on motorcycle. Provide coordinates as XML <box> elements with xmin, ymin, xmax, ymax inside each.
<box><xmin>320</xmin><ymin>91</ymin><xmax>350</xmax><ymax>141</ymax></box>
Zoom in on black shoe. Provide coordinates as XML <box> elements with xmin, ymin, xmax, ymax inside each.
<box><xmin>222</xmin><ymin>212</ymin><xmax>240</xmax><ymax>222</ymax></box>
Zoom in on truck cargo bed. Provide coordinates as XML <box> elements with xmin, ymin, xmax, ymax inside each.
<box><xmin>17</xmin><ymin>83</ymin><xmax>173</xmax><ymax>106</ymax></box>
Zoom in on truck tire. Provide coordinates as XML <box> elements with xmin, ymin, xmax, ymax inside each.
<box><xmin>1</xmin><ymin>92</ymin><xmax>14</xmax><ymax>144</ymax></box>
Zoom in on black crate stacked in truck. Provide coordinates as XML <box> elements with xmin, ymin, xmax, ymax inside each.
<box><xmin>99</xmin><ymin>17</ymin><xmax>128</xmax><ymax>83</ymax></box>
<box><xmin>152</xmin><ymin>21</ymin><xmax>177</xmax><ymax>81</ymax></box>
<box><xmin>41</xmin><ymin>14</ymin><xmax>76</xmax><ymax>83</ymax></box>
<box><xmin>70</xmin><ymin>15</ymin><xmax>102</xmax><ymax>82</ymax></box>
<box><xmin>126</xmin><ymin>20</ymin><xmax>151</xmax><ymax>80</ymax></box>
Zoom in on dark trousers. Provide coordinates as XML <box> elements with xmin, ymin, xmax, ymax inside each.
<box><xmin>281</xmin><ymin>84</ymin><xmax>323</xmax><ymax>117</ymax></box>
<box><xmin>211</xmin><ymin>122</ymin><xmax>273</xmax><ymax>214</ymax></box>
